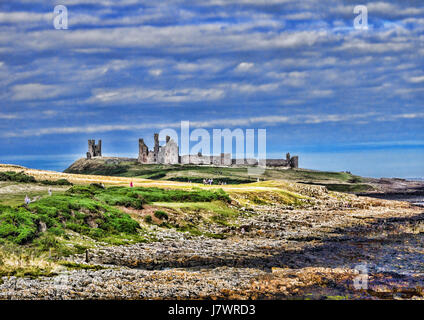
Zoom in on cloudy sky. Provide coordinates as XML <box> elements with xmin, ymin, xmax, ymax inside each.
<box><xmin>0</xmin><ymin>0</ymin><xmax>423</xmax><ymax>177</ymax></box>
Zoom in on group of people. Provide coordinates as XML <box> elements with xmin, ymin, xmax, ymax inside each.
<box><xmin>203</xmin><ymin>178</ymin><xmax>213</xmax><ymax>185</ymax></box>
<box><xmin>202</xmin><ymin>178</ymin><xmax>227</xmax><ymax>185</ymax></box>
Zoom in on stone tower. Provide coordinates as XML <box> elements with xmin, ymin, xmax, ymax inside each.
<box><xmin>153</xmin><ymin>133</ymin><xmax>159</xmax><ymax>162</ymax></box>
<box><xmin>87</xmin><ymin>139</ymin><xmax>102</xmax><ymax>159</ymax></box>
<box><xmin>290</xmin><ymin>156</ymin><xmax>299</xmax><ymax>168</ymax></box>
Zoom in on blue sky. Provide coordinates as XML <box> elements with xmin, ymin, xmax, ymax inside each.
<box><xmin>0</xmin><ymin>0</ymin><xmax>423</xmax><ymax>177</ymax></box>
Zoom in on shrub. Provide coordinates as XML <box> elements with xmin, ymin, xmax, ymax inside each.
<box><xmin>66</xmin><ymin>184</ymin><xmax>103</xmax><ymax>196</ymax></box>
<box><xmin>39</xmin><ymin>179</ymin><xmax>73</xmax><ymax>186</ymax></box>
<box><xmin>34</xmin><ymin>234</ymin><xmax>61</xmax><ymax>252</ymax></box>
<box><xmin>0</xmin><ymin>191</ymin><xmax>142</xmax><ymax>245</ymax></box>
<box><xmin>0</xmin><ymin>171</ymin><xmax>73</xmax><ymax>186</ymax></box>
<box><xmin>130</xmin><ymin>187</ymin><xmax>231</xmax><ymax>203</ymax></box>
<box><xmin>0</xmin><ymin>171</ymin><xmax>36</xmax><ymax>183</ymax></box>
<box><xmin>0</xmin><ymin>183</ymin><xmax>231</xmax><ymax>245</ymax></box>
<box><xmin>154</xmin><ymin>210</ymin><xmax>168</xmax><ymax>220</ymax></box>
<box><xmin>67</xmin><ymin>185</ymin><xmax>230</xmax><ymax>205</ymax></box>
<box><xmin>0</xmin><ymin>206</ymin><xmax>38</xmax><ymax>244</ymax></box>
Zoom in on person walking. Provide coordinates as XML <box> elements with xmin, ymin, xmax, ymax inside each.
<box><xmin>24</xmin><ymin>195</ymin><xmax>30</xmax><ymax>205</ymax></box>
<box><xmin>130</xmin><ymin>181</ymin><xmax>133</xmax><ymax>188</ymax></box>
<box><xmin>48</xmin><ymin>188</ymin><xmax>52</xmax><ymax>196</ymax></box>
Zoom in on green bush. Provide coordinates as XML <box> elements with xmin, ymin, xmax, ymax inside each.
<box><xmin>67</xmin><ymin>185</ymin><xmax>144</xmax><ymax>209</ymax></box>
<box><xmin>154</xmin><ymin>210</ymin><xmax>168</xmax><ymax>220</ymax></box>
<box><xmin>130</xmin><ymin>187</ymin><xmax>230</xmax><ymax>203</ymax></box>
<box><xmin>0</xmin><ymin>171</ymin><xmax>36</xmax><ymax>183</ymax></box>
<box><xmin>39</xmin><ymin>179</ymin><xmax>73</xmax><ymax>186</ymax></box>
<box><xmin>66</xmin><ymin>184</ymin><xmax>103</xmax><ymax>196</ymax></box>
<box><xmin>34</xmin><ymin>234</ymin><xmax>61</xmax><ymax>251</ymax></box>
<box><xmin>0</xmin><ymin>191</ymin><xmax>141</xmax><ymax>244</ymax></box>
<box><xmin>0</xmin><ymin>171</ymin><xmax>72</xmax><ymax>186</ymax></box>
<box><xmin>0</xmin><ymin>206</ymin><xmax>38</xmax><ymax>244</ymax></box>
<box><xmin>0</xmin><ymin>183</ymin><xmax>231</xmax><ymax>245</ymax></box>
<box><xmin>67</xmin><ymin>184</ymin><xmax>230</xmax><ymax>204</ymax></box>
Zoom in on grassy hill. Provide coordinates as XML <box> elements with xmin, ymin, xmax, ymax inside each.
<box><xmin>64</xmin><ymin>157</ymin><xmax>374</xmax><ymax>193</ymax></box>
<box><xmin>0</xmin><ymin>163</ymin><xmax>327</xmax><ymax>278</ymax></box>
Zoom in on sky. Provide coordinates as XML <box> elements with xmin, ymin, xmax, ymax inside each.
<box><xmin>0</xmin><ymin>0</ymin><xmax>423</xmax><ymax>178</ymax></box>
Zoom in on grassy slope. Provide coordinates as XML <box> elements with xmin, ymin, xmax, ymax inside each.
<box><xmin>64</xmin><ymin>158</ymin><xmax>374</xmax><ymax>193</ymax></box>
<box><xmin>0</xmin><ymin>177</ymin><xmax>238</xmax><ymax>277</ymax></box>
<box><xmin>0</xmin><ymin>163</ymin><xmax>376</xmax><ymax>279</ymax></box>
<box><xmin>0</xmin><ymin>182</ymin><xmax>69</xmax><ymax>207</ymax></box>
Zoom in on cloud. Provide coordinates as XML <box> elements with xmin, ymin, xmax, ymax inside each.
<box><xmin>337</xmin><ymin>40</ymin><xmax>412</xmax><ymax>53</ymax></box>
<box><xmin>3</xmin><ymin>111</ymin><xmax>423</xmax><ymax>138</ymax></box>
<box><xmin>407</xmin><ymin>75</ymin><xmax>424</xmax><ymax>83</ymax></box>
<box><xmin>224</xmin><ymin>82</ymin><xmax>279</xmax><ymax>93</ymax></box>
<box><xmin>0</xmin><ymin>113</ymin><xmax>20</xmax><ymax>119</ymax></box>
<box><xmin>234</xmin><ymin>62</ymin><xmax>254</xmax><ymax>72</ymax></box>
<box><xmin>148</xmin><ymin>69</ymin><xmax>162</xmax><ymax>76</ymax></box>
<box><xmin>10</xmin><ymin>83</ymin><xmax>69</xmax><ymax>101</ymax></box>
<box><xmin>1</xmin><ymin>0</ymin><xmax>423</xmax><ymax>179</ymax></box>
<box><xmin>90</xmin><ymin>87</ymin><xmax>226</xmax><ymax>103</ymax></box>
<box><xmin>0</xmin><ymin>11</ymin><xmax>52</xmax><ymax>24</ymax></box>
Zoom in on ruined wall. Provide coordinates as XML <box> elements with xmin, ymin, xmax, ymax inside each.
<box><xmin>222</xmin><ymin>153</ymin><xmax>232</xmax><ymax>166</ymax></box>
<box><xmin>180</xmin><ymin>155</ymin><xmax>190</xmax><ymax>164</ymax></box>
<box><xmin>265</xmin><ymin>159</ymin><xmax>289</xmax><ymax>167</ymax></box>
<box><xmin>181</xmin><ymin>152</ymin><xmax>233</xmax><ymax>165</ymax></box>
<box><xmin>212</xmin><ymin>155</ymin><xmax>221</xmax><ymax>166</ymax></box>
<box><xmin>265</xmin><ymin>153</ymin><xmax>298</xmax><ymax>168</ymax></box>
<box><xmin>134</xmin><ymin>133</ymin><xmax>299</xmax><ymax>168</ymax></box>
<box><xmin>211</xmin><ymin>153</ymin><xmax>231</xmax><ymax>166</ymax></box>
<box><xmin>138</xmin><ymin>134</ymin><xmax>179</xmax><ymax>164</ymax></box>
<box><xmin>232</xmin><ymin>158</ymin><xmax>259</xmax><ymax>165</ymax></box>
<box><xmin>138</xmin><ymin>139</ymin><xmax>149</xmax><ymax>163</ymax></box>
<box><xmin>158</xmin><ymin>137</ymin><xmax>179</xmax><ymax>164</ymax></box>
<box><xmin>231</xmin><ymin>154</ymin><xmax>298</xmax><ymax>168</ymax></box>
<box><xmin>185</xmin><ymin>153</ymin><xmax>211</xmax><ymax>165</ymax></box>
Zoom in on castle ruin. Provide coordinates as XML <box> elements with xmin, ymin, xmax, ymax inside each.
<box><xmin>135</xmin><ymin>133</ymin><xmax>298</xmax><ymax>168</ymax></box>
<box><xmin>86</xmin><ymin>139</ymin><xmax>102</xmax><ymax>159</ymax></box>
<box><xmin>86</xmin><ymin>135</ymin><xmax>299</xmax><ymax>168</ymax></box>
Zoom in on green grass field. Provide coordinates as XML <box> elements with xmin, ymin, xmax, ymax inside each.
<box><xmin>65</xmin><ymin>158</ymin><xmax>374</xmax><ymax>193</ymax></box>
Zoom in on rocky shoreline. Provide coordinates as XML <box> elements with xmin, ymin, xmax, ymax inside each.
<box><xmin>362</xmin><ymin>177</ymin><xmax>424</xmax><ymax>195</ymax></box>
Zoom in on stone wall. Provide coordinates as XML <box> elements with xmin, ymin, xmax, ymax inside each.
<box><xmin>157</xmin><ymin>137</ymin><xmax>179</xmax><ymax>164</ymax></box>
<box><xmin>181</xmin><ymin>153</ymin><xmax>232</xmax><ymax>166</ymax></box>
<box><xmin>265</xmin><ymin>159</ymin><xmax>289</xmax><ymax>167</ymax></box>
<box><xmin>184</xmin><ymin>153</ymin><xmax>211</xmax><ymax>165</ymax></box>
